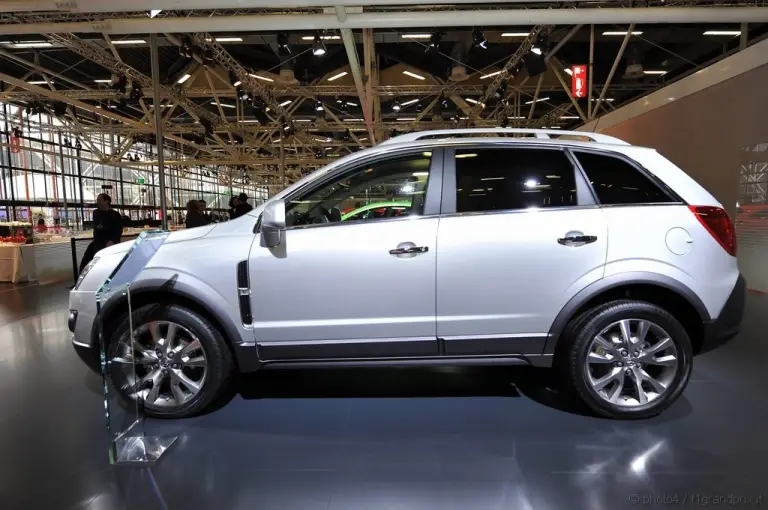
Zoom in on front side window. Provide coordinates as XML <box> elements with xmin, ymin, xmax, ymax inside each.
<box><xmin>573</xmin><ymin>151</ymin><xmax>674</xmax><ymax>205</ymax></box>
<box><xmin>455</xmin><ymin>148</ymin><xmax>577</xmax><ymax>213</ymax></box>
<box><xmin>285</xmin><ymin>153</ymin><xmax>431</xmax><ymax>228</ymax></box>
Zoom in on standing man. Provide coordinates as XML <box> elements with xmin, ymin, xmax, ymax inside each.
<box><xmin>236</xmin><ymin>192</ymin><xmax>253</xmax><ymax>217</ymax></box>
<box><xmin>198</xmin><ymin>199</ymin><xmax>211</xmax><ymax>224</ymax></box>
<box><xmin>78</xmin><ymin>193</ymin><xmax>123</xmax><ymax>274</ymax></box>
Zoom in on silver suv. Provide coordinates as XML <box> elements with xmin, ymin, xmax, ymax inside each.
<box><xmin>69</xmin><ymin>129</ymin><xmax>745</xmax><ymax>420</ymax></box>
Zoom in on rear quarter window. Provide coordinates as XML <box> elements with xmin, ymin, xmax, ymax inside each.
<box><xmin>573</xmin><ymin>151</ymin><xmax>675</xmax><ymax>205</ymax></box>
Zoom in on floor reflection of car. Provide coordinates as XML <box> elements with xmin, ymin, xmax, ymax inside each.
<box><xmin>342</xmin><ymin>201</ymin><xmax>412</xmax><ymax>221</ymax></box>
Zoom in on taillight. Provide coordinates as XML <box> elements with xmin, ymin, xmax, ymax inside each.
<box><xmin>689</xmin><ymin>205</ymin><xmax>737</xmax><ymax>256</ymax></box>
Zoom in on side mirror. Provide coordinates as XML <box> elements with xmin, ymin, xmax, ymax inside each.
<box><xmin>259</xmin><ymin>199</ymin><xmax>286</xmax><ymax>248</ymax></box>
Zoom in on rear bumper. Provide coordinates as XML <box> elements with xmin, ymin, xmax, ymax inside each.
<box><xmin>700</xmin><ymin>274</ymin><xmax>746</xmax><ymax>354</ymax></box>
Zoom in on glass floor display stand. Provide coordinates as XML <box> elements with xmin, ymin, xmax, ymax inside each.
<box><xmin>95</xmin><ymin>231</ymin><xmax>177</xmax><ymax>465</ymax></box>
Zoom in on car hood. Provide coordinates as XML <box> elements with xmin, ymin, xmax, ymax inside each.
<box><xmin>99</xmin><ymin>224</ymin><xmax>217</xmax><ymax>257</ymax></box>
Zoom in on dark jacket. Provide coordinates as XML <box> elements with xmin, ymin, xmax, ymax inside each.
<box><xmin>185</xmin><ymin>210</ymin><xmax>208</xmax><ymax>229</ymax></box>
<box><xmin>93</xmin><ymin>208</ymin><xmax>123</xmax><ymax>248</ymax></box>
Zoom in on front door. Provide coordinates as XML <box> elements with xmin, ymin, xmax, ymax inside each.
<box><xmin>249</xmin><ymin>150</ymin><xmax>443</xmax><ymax>360</ymax></box>
<box><xmin>436</xmin><ymin>145</ymin><xmax>608</xmax><ymax>356</ymax></box>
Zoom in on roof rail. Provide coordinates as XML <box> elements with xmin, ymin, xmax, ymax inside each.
<box><xmin>378</xmin><ymin>128</ymin><xmax>629</xmax><ymax>146</ymax></box>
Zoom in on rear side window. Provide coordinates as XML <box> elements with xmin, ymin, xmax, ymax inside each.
<box><xmin>455</xmin><ymin>148</ymin><xmax>577</xmax><ymax>213</ymax></box>
<box><xmin>573</xmin><ymin>151</ymin><xmax>674</xmax><ymax>205</ymax></box>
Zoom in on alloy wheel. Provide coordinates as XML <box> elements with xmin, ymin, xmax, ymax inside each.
<box><xmin>584</xmin><ymin>318</ymin><xmax>679</xmax><ymax>407</ymax></box>
<box><xmin>112</xmin><ymin>320</ymin><xmax>208</xmax><ymax>408</ymax></box>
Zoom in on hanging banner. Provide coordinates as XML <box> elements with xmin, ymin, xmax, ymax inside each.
<box><xmin>571</xmin><ymin>65</ymin><xmax>587</xmax><ymax>98</ymax></box>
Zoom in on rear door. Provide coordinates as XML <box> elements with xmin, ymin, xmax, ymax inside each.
<box><xmin>435</xmin><ymin>144</ymin><xmax>608</xmax><ymax>356</ymax></box>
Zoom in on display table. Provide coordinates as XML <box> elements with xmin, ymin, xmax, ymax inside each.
<box><xmin>0</xmin><ymin>244</ymin><xmax>34</xmax><ymax>283</ymax></box>
<box><xmin>0</xmin><ymin>241</ymin><xmax>75</xmax><ymax>284</ymax></box>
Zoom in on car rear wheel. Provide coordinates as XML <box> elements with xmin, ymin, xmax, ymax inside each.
<box><xmin>108</xmin><ymin>303</ymin><xmax>234</xmax><ymax>419</ymax></box>
<box><xmin>562</xmin><ymin>300</ymin><xmax>693</xmax><ymax>419</ymax></box>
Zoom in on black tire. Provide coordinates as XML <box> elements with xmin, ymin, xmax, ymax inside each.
<box><xmin>107</xmin><ymin>303</ymin><xmax>234</xmax><ymax>419</ymax></box>
<box><xmin>560</xmin><ymin>300</ymin><xmax>693</xmax><ymax>420</ymax></box>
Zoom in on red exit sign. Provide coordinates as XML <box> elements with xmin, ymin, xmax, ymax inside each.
<box><xmin>572</xmin><ymin>65</ymin><xmax>587</xmax><ymax>98</ymax></box>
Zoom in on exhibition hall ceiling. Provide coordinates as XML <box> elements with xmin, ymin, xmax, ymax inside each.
<box><xmin>0</xmin><ymin>3</ymin><xmax>764</xmax><ymax>175</ymax></box>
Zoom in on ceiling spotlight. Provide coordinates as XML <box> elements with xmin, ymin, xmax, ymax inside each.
<box><xmin>426</xmin><ymin>32</ymin><xmax>442</xmax><ymax>53</ymax></box>
<box><xmin>277</xmin><ymin>32</ymin><xmax>291</xmax><ymax>55</ymax></box>
<box><xmin>416</xmin><ymin>102</ymin><xmax>423</xmax><ymax>113</ymax></box>
<box><xmin>531</xmin><ymin>33</ymin><xmax>549</xmax><ymax>56</ymax></box>
<box><xmin>237</xmin><ymin>88</ymin><xmax>249</xmax><ymax>101</ymax></box>
<box><xmin>315</xmin><ymin>100</ymin><xmax>324</xmax><ymax>111</ymax></box>
<box><xmin>111</xmin><ymin>75</ymin><xmax>127</xmax><ymax>93</ymax></box>
<box><xmin>312</xmin><ymin>34</ymin><xmax>327</xmax><ymax>56</ymax></box>
<box><xmin>473</xmin><ymin>28</ymin><xmax>488</xmax><ymax>50</ymax></box>
<box><xmin>130</xmin><ymin>82</ymin><xmax>143</xmax><ymax>100</ymax></box>
<box><xmin>392</xmin><ymin>98</ymin><xmax>402</xmax><ymax>111</ymax></box>
<box><xmin>147</xmin><ymin>9</ymin><xmax>162</xmax><ymax>18</ymax></box>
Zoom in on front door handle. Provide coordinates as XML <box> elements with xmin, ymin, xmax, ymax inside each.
<box><xmin>389</xmin><ymin>246</ymin><xmax>429</xmax><ymax>255</ymax></box>
<box><xmin>558</xmin><ymin>235</ymin><xmax>598</xmax><ymax>246</ymax></box>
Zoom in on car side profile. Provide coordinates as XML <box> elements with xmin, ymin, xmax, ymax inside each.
<box><xmin>69</xmin><ymin>128</ymin><xmax>745</xmax><ymax>420</ymax></box>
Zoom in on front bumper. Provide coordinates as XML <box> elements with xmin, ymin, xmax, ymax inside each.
<box><xmin>700</xmin><ymin>274</ymin><xmax>746</xmax><ymax>354</ymax></box>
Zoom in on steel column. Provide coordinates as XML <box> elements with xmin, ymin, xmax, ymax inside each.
<box><xmin>150</xmin><ymin>33</ymin><xmax>169</xmax><ymax>230</ymax></box>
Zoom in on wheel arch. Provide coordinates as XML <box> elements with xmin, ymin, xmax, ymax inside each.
<box><xmin>91</xmin><ymin>276</ymin><xmax>249</xmax><ymax>372</ymax></box>
<box><xmin>545</xmin><ymin>272</ymin><xmax>710</xmax><ymax>356</ymax></box>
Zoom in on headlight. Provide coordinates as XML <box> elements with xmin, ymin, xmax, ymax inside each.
<box><xmin>74</xmin><ymin>257</ymin><xmax>100</xmax><ymax>290</ymax></box>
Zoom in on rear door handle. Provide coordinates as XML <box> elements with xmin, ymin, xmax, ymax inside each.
<box><xmin>389</xmin><ymin>246</ymin><xmax>429</xmax><ymax>255</ymax></box>
<box><xmin>557</xmin><ymin>235</ymin><xmax>598</xmax><ymax>246</ymax></box>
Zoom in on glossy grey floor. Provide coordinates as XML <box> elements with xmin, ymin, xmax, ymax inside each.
<box><xmin>1</xmin><ymin>283</ymin><xmax>767</xmax><ymax>510</ymax></box>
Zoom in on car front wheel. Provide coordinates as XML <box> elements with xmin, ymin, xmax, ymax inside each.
<box><xmin>108</xmin><ymin>303</ymin><xmax>234</xmax><ymax>419</ymax></box>
<box><xmin>563</xmin><ymin>300</ymin><xmax>693</xmax><ymax>419</ymax></box>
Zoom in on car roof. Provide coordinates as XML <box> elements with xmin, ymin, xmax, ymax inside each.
<box><xmin>378</xmin><ymin>128</ymin><xmax>630</xmax><ymax>147</ymax></box>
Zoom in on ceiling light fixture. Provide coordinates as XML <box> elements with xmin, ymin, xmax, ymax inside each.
<box><xmin>302</xmin><ymin>35</ymin><xmax>340</xmax><ymax>40</ymax></box>
<box><xmin>401</xmin><ymin>98</ymin><xmax>419</xmax><ymax>106</ymax></box>
<box><xmin>93</xmin><ymin>79</ymin><xmax>112</xmax><ymax>83</ymax></box>
<box><xmin>398</xmin><ymin>117</ymin><xmax>417</xmax><ymax>121</ymax></box>
<box><xmin>564</xmin><ymin>68</ymin><xmax>573</xmax><ymax>75</ymax></box>
<box><xmin>215</xmin><ymin>37</ymin><xmax>243</xmax><ymax>42</ymax></box>
<box><xmin>703</xmin><ymin>30</ymin><xmax>741</xmax><ymax>36</ymax></box>
<box><xmin>327</xmin><ymin>71</ymin><xmax>348</xmax><ymax>81</ymax></box>
<box><xmin>13</xmin><ymin>42</ymin><xmax>53</xmax><ymax>48</ymax></box>
<box><xmin>111</xmin><ymin>39</ymin><xmax>146</xmax><ymax>45</ymax></box>
<box><xmin>480</xmin><ymin>70</ymin><xmax>502</xmax><ymax>79</ymax></box>
<box><xmin>560</xmin><ymin>115</ymin><xmax>579</xmax><ymax>119</ymax></box>
<box><xmin>315</xmin><ymin>100</ymin><xmax>324</xmax><ymax>111</ymax></box>
<box><xmin>279</xmin><ymin>100</ymin><xmax>292</xmax><ymax>107</ymax></box>
<box><xmin>27</xmin><ymin>80</ymin><xmax>49</xmax><ymax>85</ymax></box>
<box><xmin>177</xmin><ymin>73</ymin><xmax>192</xmax><ymax>84</ymax></box>
<box><xmin>401</xmin><ymin>34</ymin><xmax>432</xmax><ymax>39</ymax></box>
<box><xmin>502</xmin><ymin>32</ymin><xmax>530</xmax><ymax>37</ymax></box>
<box><xmin>312</xmin><ymin>34</ymin><xmax>327</xmax><ymax>56</ymax></box>
<box><xmin>524</xmin><ymin>96</ymin><xmax>550</xmax><ymax>104</ymax></box>
<box><xmin>148</xmin><ymin>9</ymin><xmax>162</xmax><ymax>18</ymax></box>
<box><xmin>402</xmin><ymin>70</ymin><xmax>425</xmax><ymax>80</ymax></box>
<box><xmin>219</xmin><ymin>103</ymin><xmax>236</xmax><ymax>109</ymax></box>
<box><xmin>464</xmin><ymin>98</ymin><xmax>485</xmax><ymax>107</ymax></box>
<box><xmin>249</xmin><ymin>73</ymin><xmax>274</xmax><ymax>82</ymax></box>
<box><xmin>643</xmin><ymin>70</ymin><xmax>667</xmax><ymax>75</ymax></box>
<box><xmin>603</xmin><ymin>31</ymin><xmax>643</xmax><ymax>36</ymax></box>
<box><xmin>392</xmin><ymin>98</ymin><xmax>402</xmax><ymax>111</ymax></box>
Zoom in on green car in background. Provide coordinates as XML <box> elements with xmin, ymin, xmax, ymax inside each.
<box><xmin>341</xmin><ymin>200</ymin><xmax>412</xmax><ymax>221</ymax></box>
